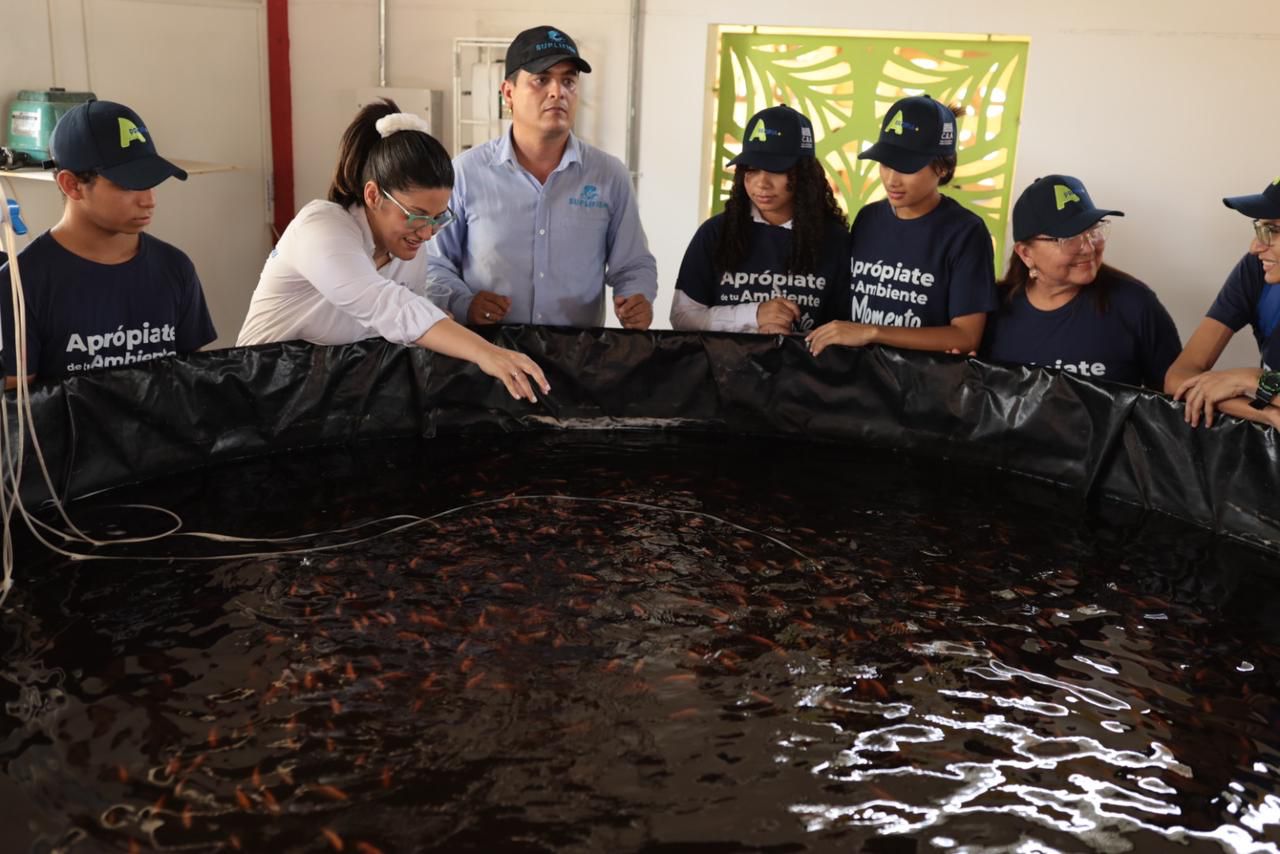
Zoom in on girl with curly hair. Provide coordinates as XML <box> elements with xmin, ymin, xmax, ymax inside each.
<box><xmin>670</xmin><ymin>105</ymin><xmax>848</xmax><ymax>335</ymax></box>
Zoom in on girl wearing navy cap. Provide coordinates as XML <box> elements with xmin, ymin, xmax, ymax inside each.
<box><xmin>1167</xmin><ymin>178</ymin><xmax>1280</xmax><ymax>429</ymax></box>
<box><xmin>671</xmin><ymin>105</ymin><xmax>848</xmax><ymax>334</ymax></box>
<box><xmin>807</xmin><ymin>95</ymin><xmax>996</xmax><ymax>356</ymax></box>
<box><xmin>237</xmin><ymin>99</ymin><xmax>548</xmax><ymax>403</ymax></box>
<box><xmin>980</xmin><ymin>175</ymin><xmax>1181</xmax><ymax>389</ymax></box>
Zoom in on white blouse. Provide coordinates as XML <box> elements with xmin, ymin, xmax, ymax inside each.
<box><xmin>237</xmin><ymin>200</ymin><xmax>448</xmax><ymax>347</ymax></box>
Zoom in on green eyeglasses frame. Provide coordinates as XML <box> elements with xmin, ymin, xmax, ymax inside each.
<box><xmin>381</xmin><ymin>189</ymin><xmax>456</xmax><ymax>231</ymax></box>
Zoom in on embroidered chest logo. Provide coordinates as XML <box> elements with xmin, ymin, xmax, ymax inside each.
<box><xmin>569</xmin><ymin>184</ymin><xmax>609</xmax><ymax>210</ymax></box>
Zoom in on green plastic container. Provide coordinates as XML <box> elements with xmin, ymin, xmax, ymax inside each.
<box><xmin>4</xmin><ymin>88</ymin><xmax>97</xmax><ymax>165</ymax></box>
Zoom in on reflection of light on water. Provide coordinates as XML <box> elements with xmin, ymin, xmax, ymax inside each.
<box><xmin>966</xmin><ymin>659</ymin><xmax>1131</xmax><ymax>712</ymax></box>
<box><xmin>782</xmin><ymin>633</ymin><xmax>1280</xmax><ymax>849</ymax></box>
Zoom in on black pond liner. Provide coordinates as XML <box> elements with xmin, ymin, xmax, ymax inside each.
<box><xmin>10</xmin><ymin>327</ymin><xmax>1280</xmax><ymax>552</ymax></box>
<box><xmin>3</xmin><ymin>327</ymin><xmax>1280</xmax><ymax>853</ymax></box>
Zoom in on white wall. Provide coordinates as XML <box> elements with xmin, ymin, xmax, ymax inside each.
<box><xmin>635</xmin><ymin>0</ymin><xmax>1278</xmax><ymax>367</ymax></box>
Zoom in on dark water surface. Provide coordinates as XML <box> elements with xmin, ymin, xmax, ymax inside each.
<box><xmin>2</xmin><ymin>432</ymin><xmax>1279</xmax><ymax>853</ymax></box>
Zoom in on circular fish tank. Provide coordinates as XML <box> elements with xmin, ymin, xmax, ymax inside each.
<box><xmin>3</xmin><ymin>330</ymin><xmax>1278</xmax><ymax>853</ymax></box>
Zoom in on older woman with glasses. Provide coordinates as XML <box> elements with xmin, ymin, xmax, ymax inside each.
<box><xmin>981</xmin><ymin>175</ymin><xmax>1181</xmax><ymax>388</ymax></box>
<box><xmin>237</xmin><ymin>99</ymin><xmax>547</xmax><ymax>402</ymax></box>
<box><xmin>1166</xmin><ymin>178</ymin><xmax>1280</xmax><ymax>429</ymax></box>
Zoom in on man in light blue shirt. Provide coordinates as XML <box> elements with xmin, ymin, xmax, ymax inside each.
<box><xmin>426</xmin><ymin>25</ymin><xmax>657</xmax><ymax>330</ymax></box>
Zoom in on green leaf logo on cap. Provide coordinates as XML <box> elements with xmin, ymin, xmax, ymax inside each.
<box><xmin>1054</xmin><ymin>184</ymin><xmax>1081</xmax><ymax>211</ymax></box>
<box><xmin>1272</xmin><ymin>175</ymin><xmax>1280</xmax><ymax>186</ymax></box>
<box><xmin>118</xmin><ymin>118</ymin><xmax>147</xmax><ymax>149</ymax></box>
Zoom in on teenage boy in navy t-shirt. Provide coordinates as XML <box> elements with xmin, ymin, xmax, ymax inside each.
<box><xmin>1167</xmin><ymin>177</ymin><xmax>1280</xmax><ymax>429</ymax></box>
<box><xmin>671</xmin><ymin>105</ymin><xmax>849</xmax><ymax>334</ymax></box>
<box><xmin>0</xmin><ymin>100</ymin><xmax>215</xmax><ymax>385</ymax></box>
<box><xmin>806</xmin><ymin>95</ymin><xmax>996</xmax><ymax>356</ymax></box>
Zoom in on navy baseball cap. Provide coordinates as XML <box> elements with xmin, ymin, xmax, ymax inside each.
<box><xmin>1012</xmin><ymin>175</ymin><xmax>1124</xmax><ymax>242</ymax></box>
<box><xmin>505</xmin><ymin>26</ymin><xmax>592</xmax><ymax>77</ymax></box>
<box><xmin>857</xmin><ymin>95</ymin><xmax>957</xmax><ymax>174</ymax></box>
<box><xmin>727</xmin><ymin>105</ymin><xmax>816</xmax><ymax>173</ymax></box>
<box><xmin>1222</xmin><ymin>177</ymin><xmax>1280</xmax><ymax>219</ymax></box>
<box><xmin>50</xmin><ymin>100</ymin><xmax>187</xmax><ymax>190</ymax></box>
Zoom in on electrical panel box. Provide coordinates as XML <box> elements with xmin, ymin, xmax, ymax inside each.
<box><xmin>355</xmin><ymin>88</ymin><xmax>444</xmax><ymax>136</ymax></box>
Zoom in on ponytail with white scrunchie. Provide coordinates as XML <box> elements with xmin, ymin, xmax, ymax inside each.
<box><xmin>375</xmin><ymin>112</ymin><xmax>433</xmax><ymax>138</ymax></box>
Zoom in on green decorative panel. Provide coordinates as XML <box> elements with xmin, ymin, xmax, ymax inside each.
<box><xmin>711</xmin><ymin>27</ymin><xmax>1030</xmax><ymax>267</ymax></box>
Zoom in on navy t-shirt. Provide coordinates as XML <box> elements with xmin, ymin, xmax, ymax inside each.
<box><xmin>675</xmin><ymin>213</ymin><xmax>850</xmax><ymax>332</ymax></box>
<box><xmin>0</xmin><ymin>231</ymin><xmax>216</xmax><ymax>379</ymax></box>
<box><xmin>847</xmin><ymin>196</ymin><xmax>997</xmax><ymax>327</ymax></box>
<box><xmin>1206</xmin><ymin>253</ymin><xmax>1280</xmax><ymax>371</ymax></box>
<box><xmin>981</xmin><ymin>268</ymin><xmax>1182</xmax><ymax>388</ymax></box>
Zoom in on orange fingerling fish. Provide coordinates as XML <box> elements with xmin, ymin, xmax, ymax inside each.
<box><xmin>322</xmin><ymin>828</ymin><xmax>345</xmax><ymax>851</ymax></box>
<box><xmin>313</xmin><ymin>784</ymin><xmax>349</xmax><ymax>801</ymax></box>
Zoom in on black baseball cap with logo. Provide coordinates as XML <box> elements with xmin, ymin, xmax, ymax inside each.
<box><xmin>727</xmin><ymin>105</ymin><xmax>816</xmax><ymax>173</ymax></box>
<box><xmin>505</xmin><ymin>25</ymin><xmax>592</xmax><ymax>77</ymax></box>
<box><xmin>50</xmin><ymin>100</ymin><xmax>187</xmax><ymax>190</ymax></box>
<box><xmin>1222</xmin><ymin>177</ymin><xmax>1280</xmax><ymax>219</ymax></box>
<box><xmin>857</xmin><ymin>95</ymin><xmax>957</xmax><ymax>174</ymax></box>
<box><xmin>1012</xmin><ymin>174</ymin><xmax>1124</xmax><ymax>242</ymax></box>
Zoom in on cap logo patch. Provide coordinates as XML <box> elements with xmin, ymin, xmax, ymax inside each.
<box><xmin>939</xmin><ymin>121</ymin><xmax>954</xmax><ymax>145</ymax></box>
<box><xmin>1273</xmin><ymin>175</ymin><xmax>1280</xmax><ymax>186</ymax></box>
<box><xmin>800</xmin><ymin>126</ymin><xmax>813</xmax><ymax>148</ymax></box>
<box><xmin>535</xmin><ymin>29</ymin><xmax>576</xmax><ymax>53</ymax></box>
<box><xmin>118</xmin><ymin>118</ymin><xmax>147</xmax><ymax>149</ymax></box>
<box><xmin>1054</xmin><ymin>184</ymin><xmax>1081</xmax><ymax>211</ymax></box>
<box><xmin>884</xmin><ymin>111</ymin><xmax>905</xmax><ymax>135</ymax></box>
<box><xmin>748</xmin><ymin>120</ymin><xmax>769</xmax><ymax>143</ymax></box>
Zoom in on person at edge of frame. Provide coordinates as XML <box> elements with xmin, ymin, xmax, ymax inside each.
<box><xmin>669</xmin><ymin>104</ymin><xmax>849</xmax><ymax>336</ymax></box>
<box><xmin>805</xmin><ymin>94</ymin><xmax>997</xmax><ymax>357</ymax></box>
<box><xmin>425</xmin><ymin>25</ymin><xmax>658</xmax><ymax>331</ymax></box>
<box><xmin>1166</xmin><ymin>176</ymin><xmax>1280</xmax><ymax>430</ymax></box>
<box><xmin>0</xmin><ymin>99</ymin><xmax>215</xmax><ymax>386</ymax></box>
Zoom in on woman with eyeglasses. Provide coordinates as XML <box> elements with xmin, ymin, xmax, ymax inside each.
<box><xmin>1166</xmin><ymin>179</ymin><xmax>1280</xmax><ymax>429</ymax></box>
<box><xmin>981</xmin><ymin>175</ymin><xmax>1181</xmax><ymax>389</ymax></box>
<box><xmin>670</xmin><ymin>105</ymin><xmax>848</xmax><ymax>335</ymax></box>
<box><xmin>237</xmin><ymin>99</ymin><xmax>548</xmax><ymax>402</ymax></box>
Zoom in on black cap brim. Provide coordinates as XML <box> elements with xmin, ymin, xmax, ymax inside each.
<box><xmin>856</xmin><ymin>142</ymin><xmax>935</xmax><ymax>175</ymax></box>
<box><xmin>1014</xmin><ymin>208</ymin><xmax>1125</xmax><ymax>242</ymax></box>
<box><xmin>101</xmin><ymin>155</ymin><xmax>188</xmax><ymax>191</ymax></box>
<box><xmin>522</xmin><ymin>54</ymin><xmax>592</xmax><ymax>74</ymax></box>
<box><xmin>1223</xmin><ymin>193</ymin><xmax>1280</xmax><ymax>219</ymax></box>
<box><xmin>727</xmin><ymin>151</ymin><xmax>801</xmax><ymax>173</ymax></box>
